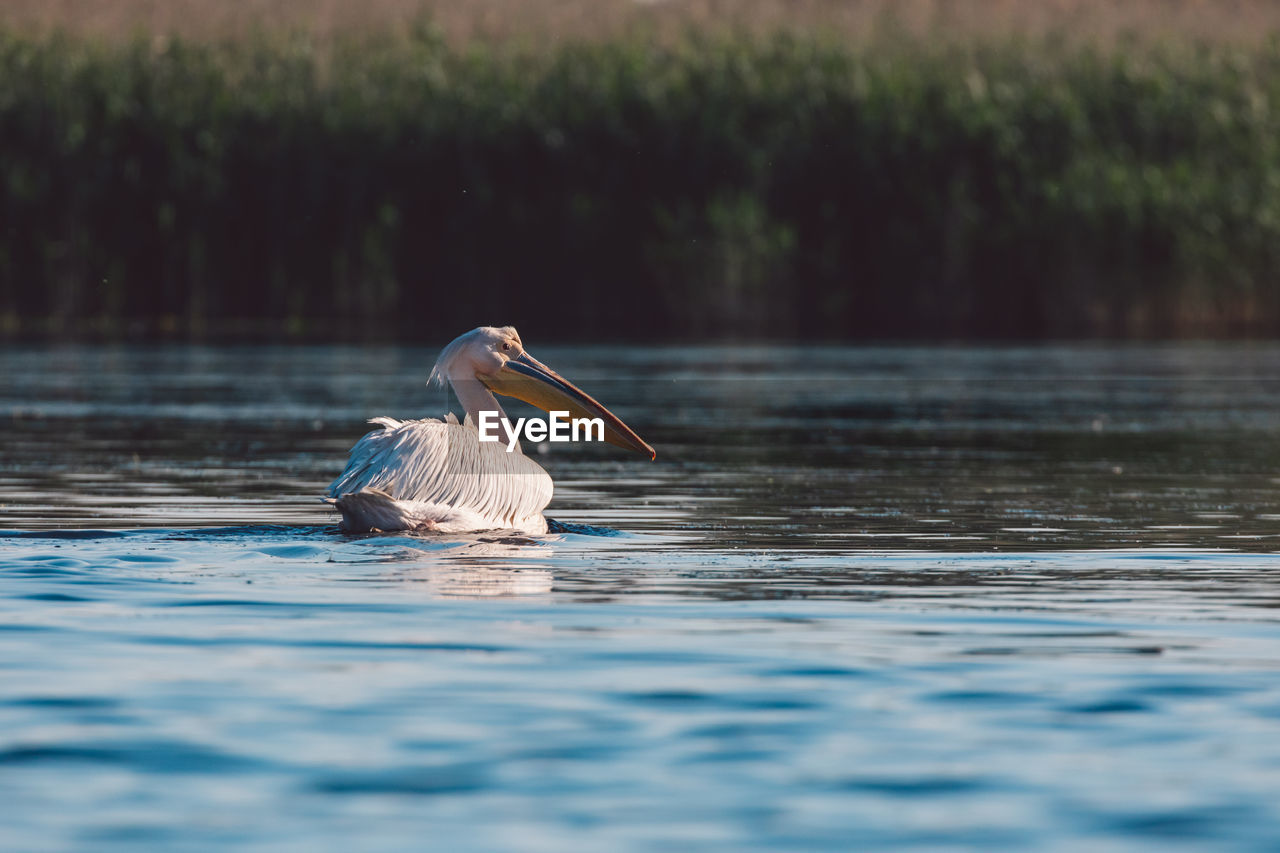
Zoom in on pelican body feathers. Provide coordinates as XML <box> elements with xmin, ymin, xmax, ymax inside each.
<box><xmin>327</xmin><ymin>415</ymin><xmax>553</xmax><ymax>534</ymax></box>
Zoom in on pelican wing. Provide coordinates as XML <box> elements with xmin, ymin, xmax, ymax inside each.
<box><xmin>327</xmin><ymin>415</ymin><xmax>553</xmax><ymax>529</ymax></box>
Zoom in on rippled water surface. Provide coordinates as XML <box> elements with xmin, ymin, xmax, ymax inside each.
<box><xmin>3</xmin><ymin>343</ymin><xmax>1280</xmax><ymax>851</ymax></box>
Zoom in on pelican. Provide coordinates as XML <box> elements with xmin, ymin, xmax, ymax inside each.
<box><xmin>325</xmin><ymin>326</ymin><xmax>654</xmax><ymax>534</ymax></box>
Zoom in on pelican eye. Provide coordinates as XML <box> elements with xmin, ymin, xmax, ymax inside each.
<box><xmin>502</xmin><ymin>343</ymin><xmax>511</xmax><ymax>351</ymax></box>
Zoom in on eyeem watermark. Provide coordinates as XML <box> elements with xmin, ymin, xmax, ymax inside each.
<box><xmin>478</xmin><ymin>410</ymin><xmax>604</xmax><ymax>452</ymax></box>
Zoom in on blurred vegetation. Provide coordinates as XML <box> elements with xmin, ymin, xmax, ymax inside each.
<box><xmin>2</xmin><ymin>25</ymin><xmax>1280</xmax><ymax>340</ymax></box>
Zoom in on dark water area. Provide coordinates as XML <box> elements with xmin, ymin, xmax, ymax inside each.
<box><xmin>2</xmin><ymin>343</ymin><xmax>1280</xmax><ymax>851</ymax></box>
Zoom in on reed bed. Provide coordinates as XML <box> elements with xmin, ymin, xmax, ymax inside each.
<box><xmin>3</xmin><ymin>23</ymin><xmax>1280</xmax><ymax>339</ymax></box>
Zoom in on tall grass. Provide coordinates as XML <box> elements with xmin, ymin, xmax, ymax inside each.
<box><xmin>2</xmin><ymin>25</ymin><xmax>1280</xmax><ymax>340</ymax></box>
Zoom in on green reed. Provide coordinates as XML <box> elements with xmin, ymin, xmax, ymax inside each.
<box><xmin>2</xmin><ymin>25</ymin><xmax>1279</xmax><ymax>339</ymax></box>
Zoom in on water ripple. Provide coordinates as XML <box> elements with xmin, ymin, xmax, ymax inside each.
<box><xmin>4</xmin><ymin>344</ymin><xmax>1280</xmax><ymax>851</ymax></box>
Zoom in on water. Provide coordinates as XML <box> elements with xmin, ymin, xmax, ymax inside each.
<box><xmin>3</xmin><ymin>343</ymin><xmax>1280</xmax><ymax>851</ymax></box>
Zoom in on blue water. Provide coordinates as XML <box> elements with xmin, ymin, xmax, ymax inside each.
<box><xmin>3</xmin><ymin>344</ymin><xmax>1280</xmax><ymax>851</ymax></box>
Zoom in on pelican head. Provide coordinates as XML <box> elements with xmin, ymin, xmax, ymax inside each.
<box><xmin>430</xmin><ymin>326</ymin><xmax>655</xmax><ymax>459</ymax></box>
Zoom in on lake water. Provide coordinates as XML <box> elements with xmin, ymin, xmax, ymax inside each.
<box><xmin>2</xmin><ymin>343</ymin><xmax>1280</xmax><ymax>851</ymax></box>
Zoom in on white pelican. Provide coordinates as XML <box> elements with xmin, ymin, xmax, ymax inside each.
<box><xmin>325</xmin><ymin>326</ymin><xmax>654</xmax><ymax>534</ymax></box>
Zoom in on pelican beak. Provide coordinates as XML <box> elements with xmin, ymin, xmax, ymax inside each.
<box><xmin>479</xmin><ymin>351</ymin><xmax>656</xmax><ymax>460</ymax></box>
